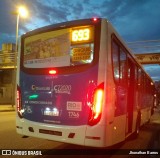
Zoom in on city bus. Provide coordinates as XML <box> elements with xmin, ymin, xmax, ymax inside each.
<box><xmin>16</xmin><ymin>18</ymin><xmax>155</xmax><ymax>147</ymax></box>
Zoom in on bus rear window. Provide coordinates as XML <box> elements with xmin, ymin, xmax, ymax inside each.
<box><xmin>23</xmin><ymin>26</ymin><xmax>94</xmax><ymax>68</ymax></box>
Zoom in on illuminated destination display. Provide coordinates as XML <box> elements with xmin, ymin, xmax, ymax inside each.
<box><xmin>71</xmin><ymin>26</ymin><xmax>94</xmax><ymax>44</ymax></box>
<box><xmin>72</xmin><ymin>47</ymin><xmax>91</xmax><ymax>61</ymax></box>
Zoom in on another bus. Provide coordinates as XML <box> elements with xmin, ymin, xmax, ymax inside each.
<box><xmin>16</xmin><ymin>18</ymin><xmax>155</xmax><ymax>147</ymax></box>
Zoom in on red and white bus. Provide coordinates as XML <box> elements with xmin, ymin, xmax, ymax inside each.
<box><xmin>16</xmin><ymin>18</ymin><xmax>155</xmax><ymax>147</ymax></box>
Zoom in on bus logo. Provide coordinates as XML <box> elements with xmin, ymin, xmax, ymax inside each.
<box><xmin>67</xmin><ymin>101</ymin><xmax>82</xmax><ymax>111</ymax></box>
<box><xmin>54</xmin><ymin>85</ymin><xmax>71</xmax><ymax>94</ymax></box>
<box><xmin>31</xmin><ymin>85</ymin><xmax>50</xmax><ymax>91</ymax></box>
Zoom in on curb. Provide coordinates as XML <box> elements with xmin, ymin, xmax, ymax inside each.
<box><xmin>0</xmin><ymin>105</ymin><xmax>15</xmax><ymax>112</ymax></box>
<box><xmin>0</xmin><ymin>109</ymin><xmax>15</xmax><ymax>112</ymax></box>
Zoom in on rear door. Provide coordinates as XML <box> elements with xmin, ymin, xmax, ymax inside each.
<box><xmin>126</xmin><ymin>58</ymin><xmax>135</xmax><ymax>134</ymax></box>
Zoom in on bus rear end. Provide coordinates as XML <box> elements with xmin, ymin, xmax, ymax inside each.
<box><xmin>16</xmin><ymin>18</ymin><xmax>106</xmax><ymax>147</ymax></box>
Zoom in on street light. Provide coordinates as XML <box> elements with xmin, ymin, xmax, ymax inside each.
<box><xmin>11</xmin><ymin>6</ymin><xmax>28</xmax><ymax>107</ymax></box>
<box><xmin>15</xmin><ymin>6</ymin><xmax>28</xmax><ymax>52</ymax></box>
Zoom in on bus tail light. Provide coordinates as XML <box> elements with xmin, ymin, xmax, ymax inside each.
<box><xmin>88</xmin><ymin>83</ymin><xmax>104</xmax><ymax>126</ymax></box>
<box><xmin>17</xmin><ymin>85</ymin><xmax>23</xmax><ymax>118</ymax></box>
<box><xmin>49</xmin><ymin>69</ymin><xmax>57</xmax><ymax>75</ymax></box>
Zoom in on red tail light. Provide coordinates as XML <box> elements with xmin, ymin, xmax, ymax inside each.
<box><xmin>49</xmin><ymin>69</ymin><xmax>57</xmax><ymax>75</ymax></box>
<box><xmin>17</xmin><ymin>85</ymin><xmax>23</xmax><ymax>118</ymax></box>
<box><xmin>88</xmin><ymin>83</ymin><xmax>104</xmax><ymax>126</ymax></box>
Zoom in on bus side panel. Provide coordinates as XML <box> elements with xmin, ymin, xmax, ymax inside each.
<box><xmin>84</xmin><ymin>19</ymin><xmax>108</xmax><ymax>147</ymax></box>
<box><xmin>84</xmin><ymin>125</ymin><xmax>106</xmax><ymax>147</ymax></box>
<box><xmin>105</xmin><ymin>22</ymin><xmax>127</xmax><ymax>145</ymax></box>
<box><xmin>101</xmin><ymin>20</ymin><xmax>117</xmax><ymax>147</ymax></box>
<box><xmin>140</xmin><ymin>107</ymin><xmax>151</xmax><ymax>125</ymax></box>
<box><xmin>110</xmin><ymin>115</ymin><xmax>126</xmax><ymax>145</ymax></box>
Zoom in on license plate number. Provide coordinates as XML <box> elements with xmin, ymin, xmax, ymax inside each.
<box><xmin>44</xmin><ymin>110</ymin><xmax>59</xmax><ymax>116</ymax></box>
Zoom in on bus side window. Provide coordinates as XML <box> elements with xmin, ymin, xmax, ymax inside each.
<box><xmin>112</xmin><ymin>41</ymin><xmax>119</xmax><ymax>83</ymax></box>
<box><xmin>112</xmin><ymin>39</ymin><xmax>128</xmax><ymax>116</ymax></box>
<box><xmin>120</xmin><ymin>49</ymin><xmax>127</xmax><ymax>86</ymax></box>
<box><xmin>112</xmin><ymin>40</ymin><xmax>127</xmax><ymax>86</ymax></box>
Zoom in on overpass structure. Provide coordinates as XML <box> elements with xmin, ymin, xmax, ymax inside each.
<box><xmin>127</xmin><ymin>40</ymin><xmax>160</xmax><ymax>64</ymax></box>
<box><xmin>0</xmin><ymin>43</ymin><xmax>16</xmax><ymax>105</ymax></box>
<box><xmin>135</xmin><ymin>53</ymin><xmax>160</xmax><ymax>64</ymax></box>
<box><xmin>0</xmin><ymin>43</ymin><xmax>16</xmax><ymax>69</ymax></box>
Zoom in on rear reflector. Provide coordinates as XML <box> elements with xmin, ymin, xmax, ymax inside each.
<box><xmin>85</xmin><ymin>136</ymin><xmax>101</xmax><ymax>140</ymax></box>
<box><xmin>68</xmin><ymin>133</ymin><xmax>75</xmax><ymax>138</ymax></box>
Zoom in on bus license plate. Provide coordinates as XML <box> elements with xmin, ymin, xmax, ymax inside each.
<box><xmin>44</xmin><ymin>110</ymin><xmax>59</xmax><ymax>116</ymax></box>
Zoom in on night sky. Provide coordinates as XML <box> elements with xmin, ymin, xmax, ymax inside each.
<box><xmin>0</xmin><ymin>0</ymin><xmax>160</xmax><ymax>80</ymax></box>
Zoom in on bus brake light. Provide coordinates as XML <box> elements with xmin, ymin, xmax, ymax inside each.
<box><xmin>49</xmin><ymin>70</ymin><xmax>57</xmax><ymax>75</ymax></box>
<box><xmin>88</xmin><ymin>83</ymin><xmax>104</xmax><ymax>126</ymax></box>
<box><xmin>93</xmin><ymin>89</ymin><xmax>103</xmax><ymax>119</ymax></box>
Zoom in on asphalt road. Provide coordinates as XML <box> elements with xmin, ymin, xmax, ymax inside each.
<box><xmin>0</xmin><ymin>110</ymin><xmax>160</xmax><ymax>158</ymax></box>
<box><xmin>0</xmin><ymin>112</ymin><xmax>63</xmax><ymax>149</ymax></box>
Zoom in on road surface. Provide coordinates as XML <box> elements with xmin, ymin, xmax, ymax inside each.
<box><xmin>0</xmin><ymin>109</ymin><xmax>160</xmax><ymax>158</ymax></box>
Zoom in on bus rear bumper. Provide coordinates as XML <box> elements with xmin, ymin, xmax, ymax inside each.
<box><xmin>16</xmin><ymin>118</ymin><xmax>86</xmax><ymax>146</ymax></box>
<box><xmin>16</xmin><ymin>118</ymin><xmax>106</xmax><ymax>147</ymax></box>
